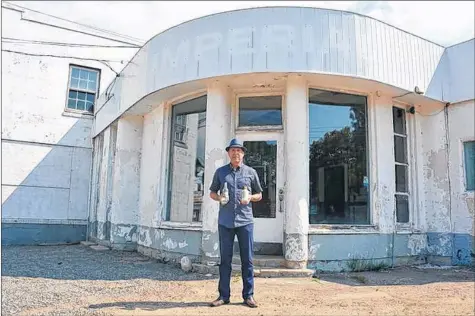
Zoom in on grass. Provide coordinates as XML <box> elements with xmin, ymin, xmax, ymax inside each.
<box><xmin>347</xmin><ymin>258</ymin><xmax>390</xmax><ymax>272</ymax></box>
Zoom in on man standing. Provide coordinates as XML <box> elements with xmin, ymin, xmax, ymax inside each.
<box><xmin>209</xmin><ymin>138</ymin><xmax>263</xmax><ymax>308</ymax></box>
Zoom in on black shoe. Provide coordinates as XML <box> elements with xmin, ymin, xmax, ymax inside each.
<box><xmin>209</xmin><ymin>297</ymin><xmax>230</xmax><ymax>307</ymax></box>
<box><xmin>243</xmin><ymin>296</ymin><xmax>258</xmax><ymax>308</ymax></box>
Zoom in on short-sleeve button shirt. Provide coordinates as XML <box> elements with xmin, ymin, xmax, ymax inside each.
<box><xmin>209</xmin><ymin>163</ymin><xmax>263</xmax><ymax>228</ymax></box>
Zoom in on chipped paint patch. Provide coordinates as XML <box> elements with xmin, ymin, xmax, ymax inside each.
<box><xmin>285</xmin><ymin>233</ymin><xmax>307</xmax><ymax>261</ymax></box>
<box><xmin>407</xmin><ymin>234</ymin><xmax>428</xmax><ymax>256</ymax></box>
<box><xmin>163</xmin><ymin>238</ymin><xmax>177</xmax><ymax>250</ymax></box>
<box><xmin>427</xmin><ymin>233</ymin><xmax>453</xmax><ymax>256</ymax></box>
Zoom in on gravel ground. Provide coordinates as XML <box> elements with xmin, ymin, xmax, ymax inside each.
<box><xmin>2</xmin><ymin>244</ymin><xmax>474</xmax><ymax>316</ymax></box>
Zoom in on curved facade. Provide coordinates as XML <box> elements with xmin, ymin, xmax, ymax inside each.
<box><xmin>93</xmin><ymin>7</ymin><xmax>446</xmax><ymax>136</ymax></box>
<box><xmin>89</xmin><ymin>7</ymin><xmax>474</xmax><ymax>271</ymax></box>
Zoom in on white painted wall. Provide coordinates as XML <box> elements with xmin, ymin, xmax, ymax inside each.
<box><xmin>1</xmin><ymin>4</ymin><xmax>138</xmax><ymax>226</ymax></box>
<box><xmin>421</xmin><ymin>110</ymin><xmax>452</xmax><ymax>233</ymax></box>
<box><xmin>138</xmin><ymin>106</ymin><xmax>165</xmax><ymax>228</ymax></box>
<box><xmin>447</xmin><ymin>101</ymin><xmax>475</xmax><ymax>236</ymax></box>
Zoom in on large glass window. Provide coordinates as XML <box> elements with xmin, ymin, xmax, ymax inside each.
<box><xmin>239</xmin><ymin>96</ymin><xmax>282</xmax><ymax>127</ymax></box>
<box><xmin>166</xmin><ymin>95</ymin><xmax>207</xmax><ymax>222</ymax></box>
<box><xmin>308</xmin><ymin>89</ymin><xmax>369</xmax><ymax>225</ymax></box>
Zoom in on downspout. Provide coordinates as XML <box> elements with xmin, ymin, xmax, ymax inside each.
<box><xmin>443</xmin><ymin>102</ymin><xmax>454</xmax><ymax>264</ymax></box>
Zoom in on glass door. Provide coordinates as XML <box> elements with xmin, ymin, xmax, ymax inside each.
<box><xmin>239</xmin><ymin>132</ymin><xmax>284</xmax><ymax>244</ymax></box>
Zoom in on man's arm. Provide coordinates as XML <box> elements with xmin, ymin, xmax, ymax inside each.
<box><xmin>209</xmin><ymin>169</ymin><xmax>222</xmax><ymax>202</ymax></box>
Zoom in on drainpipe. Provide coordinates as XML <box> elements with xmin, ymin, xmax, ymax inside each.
<box><xmin>444</xmin><ymin>103</ymin><xmax>454</xmax><ymax>263</ymax></box>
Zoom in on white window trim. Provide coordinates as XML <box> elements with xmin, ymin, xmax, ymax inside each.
<box><xmin>393</xmin><ymin>103</ymin><xmax>416</xmax><ymax>231</ymax></box>
<box><xmin>233</xmin><ymin>89</ymin><xmax>285</xmax><ymax>132</ymax></box>
<box><xmin>64</xmin><ymin>64</ymin><xmax>100</xmax><ymax>115</ymax></box>
<box><xmin>160</xmin><ymin>91</ymin><xmax>208</xmax><ymax>225</ymax></box>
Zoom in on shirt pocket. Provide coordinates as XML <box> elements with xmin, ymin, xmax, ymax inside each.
<box><xmin>237</xmin><ymin>176</ymin><xmax>252</xmax><ymax>190</ymax></box>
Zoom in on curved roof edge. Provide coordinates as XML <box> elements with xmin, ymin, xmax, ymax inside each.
<box><xmin>94</xmin><ymin>6</ymin><xmax>449</xmax><ymax>134</ymax></box>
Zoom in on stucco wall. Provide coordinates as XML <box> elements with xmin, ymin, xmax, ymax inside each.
<box><xmin>447</xmin><ymin>100</ymin><xmax>475</xmax><ymax>264</ymax></box>
<box><xmin>1</xmin><ymin>4</ymin><xmax>136</xmax><ymax>245</ymax></box>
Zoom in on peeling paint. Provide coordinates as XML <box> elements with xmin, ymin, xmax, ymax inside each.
<box><xmin>285</xmin><ymin>233</ymin><xmax>307</xmax><ymax>261</ymax></box>
<box><xmin>163</xmin><ymin>238</ymin><xmax>177</xmax><ymax>250</ymax></box>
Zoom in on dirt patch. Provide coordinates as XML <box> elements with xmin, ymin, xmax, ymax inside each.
<box><xmin>2</xmin><ymin>245</ymin><xmax>474</xmax><ymax>316</ymax></box>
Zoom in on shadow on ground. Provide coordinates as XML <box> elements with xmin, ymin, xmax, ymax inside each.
<box><xmin>89</xmin><ymin>301</ymin><xmax>247</xmax><ymax>311</ymax></box>
<box><xmin>314</xmin><ymin>266</ymin><xmax>475</xmax><ymax>287</ymax></box>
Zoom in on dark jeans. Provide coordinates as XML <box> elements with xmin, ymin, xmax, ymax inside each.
<box><xmin>218</xmin><ymin>223</ymin><xmax>254</xmax><ymax>300</ymax></box>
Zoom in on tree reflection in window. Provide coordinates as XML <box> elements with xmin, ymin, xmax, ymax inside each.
<box><xmin>308</xmin><ymin>89</ymin><xmax>369</xmax><ymax>225</ymax></box>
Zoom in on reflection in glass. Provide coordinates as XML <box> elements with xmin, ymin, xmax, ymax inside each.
<box><xmin>239</xmin><ymin>96</ymin><xmax>282</xmax><ymax>126</ymax></box>
<box><xmin>243</xmin><ymin>141</ymin><xmax>277</xmax><ymax>218</ymax></box>
<box><xmin>167</xmin><ymin>96</ymin><xmax>207</xmax><ymax>222</ymax></box>
<box><xmin>308</xmin><ymin>89</ymin><xmax>369</xmax><ymax>225</ymax></box>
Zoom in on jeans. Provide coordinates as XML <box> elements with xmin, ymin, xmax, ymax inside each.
<box><xmin>218</xmin><ymin>223</ymin><xmax>254</xmax><ymax>300</ymax></box>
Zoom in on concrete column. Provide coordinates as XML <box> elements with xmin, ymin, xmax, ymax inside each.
<box><xmin>110</xmin><ymin>115</ymin><xmax>144</xmax><ymax>251</ymax></box>
<box><xmin>284</xmin><ymin>75</ymin><xmax>309</xmax><ymax>269</ymax></box>
<box><xmin>201</xmin><ymin>82</ymin><xmax>231</xmax><ymax>264</ymax></box>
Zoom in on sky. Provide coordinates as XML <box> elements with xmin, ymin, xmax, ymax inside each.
<box><xmin>7</xmin><ymin>1</ymin><xmax>475</xmax><ymax>47</ymax></box>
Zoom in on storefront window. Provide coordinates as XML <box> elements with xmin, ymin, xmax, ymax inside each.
<box><xmin>308</xmin><ymin>89</ymin><xmax>369</xmax><ymax>225</ymax></box>
<box><xmin>166</xmin><ymin>95</ymin><xmax>207</xmax><ymax>222</ymax></box>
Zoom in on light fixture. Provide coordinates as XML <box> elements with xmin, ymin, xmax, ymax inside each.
<box><xmin>414</xmin><ymin>86</ymin><xmax>424</xmax><ymax>95</ymax></box>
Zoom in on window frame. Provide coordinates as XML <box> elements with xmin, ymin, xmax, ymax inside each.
<box><xmin>64</xmin><ymin>64</ymin><xmax>101</xmax><ymax>115</ymax></box>
<box><xmin>307</xmin><ymin>86</ymin><xmax>372</xmax><ymax>227</ymax></box>
<box><xmin>392</xmin><ymin>104</ymin><xmax>415</xmax><ymax>229</ymax></box>
<box><xmin>234</xmin><ymin>90</ymin><xmax>285</xmax><ymax>132</ymax></box>
<box><xmin>163</xmin><ymin>92</ymin><xmax>208</xmax><ymax>224</ymax></box>
<box><xmin>463</xmin><ymin>140</ymin><xmax>475</xmax><ymax>192</ymax></box>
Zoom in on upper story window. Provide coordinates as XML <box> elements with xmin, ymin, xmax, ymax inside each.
<box><xmin>66</xmin><ymin>65</ymin><xmax>100</xmax><ymax>114</ymax></box>
<box><xmin>238</xmin><ymin>96</ymin><xmax>283</xmax><ymax>127</ymax></box>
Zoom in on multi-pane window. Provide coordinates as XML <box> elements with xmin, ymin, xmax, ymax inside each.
<box><xmin>238</xmin><ymin>96</ymin><xmax>283</xmax><ymax>127</ymax></box>
<box><xmin>393</xmin><ymin>106</ymin><xmax>410</xmax><ymax>223</ymax></box>
<box><xmin>308</xmin><ymin>89</ymin><xmax>369</xmax><ymax>225</ymax></box>
<box><xmin>464</xmin><ymin>141</ymin><xmax>475</xmax><ymax>191</ymax></box>
<box><xmin>67</xmin><ymin>66</ymin><xmax>99</xmax><ymax>113</ymax></box>
<box><xmin>166</xmin><ymin>95</ymin><xmax>207</xmax><ymax>222</ymax></box>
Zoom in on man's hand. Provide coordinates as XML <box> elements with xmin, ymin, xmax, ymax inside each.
<box><xmin>240</xmin><ymin>195</ymin><xmax>252</xmax><ymax>205</ymax></box>
<box><xmin>241</xmin><ymin>193</ymin><xmax>262</xmax><ymax>205</ymax></box>
<box><xmin>210</xmin><ymin>192</ymin><xmax>228</xmax><ymax>205</ymax></box>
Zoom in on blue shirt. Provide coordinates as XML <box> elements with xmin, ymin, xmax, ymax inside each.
<box><xmin>209</xmin><ymin>163</ymin><xmax>263</xmax><ymax>228</ymax></box>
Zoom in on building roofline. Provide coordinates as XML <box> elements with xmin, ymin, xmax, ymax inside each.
<box><xmin>446</xmin><ymin>37</ymin><xmax>475</xmax><ymax>49</ymax></box>
<box><xmin>141</xmin><ymin>5</ymin><xmax>446</xmax><ymax>48</ymax></box>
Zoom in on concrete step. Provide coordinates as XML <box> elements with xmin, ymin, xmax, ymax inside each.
<box><xmin>192</xmin><ymin>263</ymin><xmax>314</xmax><ymax>278</ymax></box>
<box><xmin>232</xmin><ymin>255</ymin><xmax>286</xmax><ymax>268</ymax></box>
<box><xmin>90</xmin><ymin>245</ymin><xmax>110</xmax><ymax>251</ymax></box>
<box><xmin>80</xmin><ymin>241</ymin><xmax>97</xmax><ymax>246</ymax></box>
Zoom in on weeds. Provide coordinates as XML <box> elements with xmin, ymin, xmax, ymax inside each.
<box><xmin>347</xmin><ymin>258</ymin><xmax>390</xmax><ymax>272</ymax></box>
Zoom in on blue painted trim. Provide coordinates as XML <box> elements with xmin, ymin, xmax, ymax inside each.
<box><xmin>1</xmin><ymin>223</ymin><xmax>87</xmax><ymax>245</ymax></box>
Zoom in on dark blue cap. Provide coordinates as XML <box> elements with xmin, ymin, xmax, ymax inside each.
<box><xmin>225</xmin><ymin>138</ymin><xmax>246</xmax><ymax>152</ymax></box>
